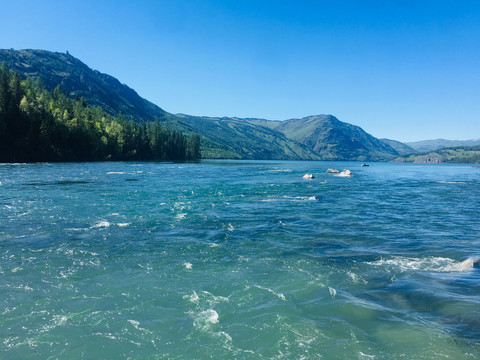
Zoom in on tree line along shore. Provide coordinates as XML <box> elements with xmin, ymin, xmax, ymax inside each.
<box><xmin>0</xmin><ymin>63</ymin><xmax>200</xmax><ymax>163</ymax></box>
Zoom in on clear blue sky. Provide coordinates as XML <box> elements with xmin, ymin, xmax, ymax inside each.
<box><xmin>1</xmin><ymin>0</ymin><xmax>479</xmax><ymax>142</ymax></box>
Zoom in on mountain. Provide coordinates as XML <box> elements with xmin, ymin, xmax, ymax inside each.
<box><xmin>249</xmin><ymin>115</ymin><xmax>399</xmax><ymax>161</ymax></box>
<box><xmin>0</xmin><ymin>49</ymin><xmax>171</xmax><ymax>123</ymax></box>
<box><xmin>172</xmin><ymin>114</ymin><xmax>321</xmax><ymax>160</ymax></box>
<box><xmin>380</xmin><ymin>138</ymin><xmax>417</xmax><ymax>156</ymax></box>
<box><xmin>406</xmin><ymin>139</ymin><xmax>480</xmax><ymax>153</ymax></box>
<box><xmin>0</xmin><ymin>49</ymin><xmax>399</xmax><ymax>161</ymax></box>
<box><xmin>0</xmin><ymin>49</ymin><xmax>319</xmax><ymax>160</ymax></box>
<box><xmin>393</xmin><ymin>145</ymin><xmax>480</xmax><ymax>164</ymax></box>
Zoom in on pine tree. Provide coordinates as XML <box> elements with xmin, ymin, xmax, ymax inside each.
<box><xmin>0</xmin><ymin>63</ymin><xmax>11</xmax><ymax>160</ymax></box>
<box><xmin>0</xmin><ymin>64</ymin><xmax>199</xmax><ymax>163</ymax></box>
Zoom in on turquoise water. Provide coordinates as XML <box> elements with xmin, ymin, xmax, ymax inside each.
<box><xmin>1</xmin><ymin>161</ymin><xmax>479</xmax><ymax>359</ymax></box>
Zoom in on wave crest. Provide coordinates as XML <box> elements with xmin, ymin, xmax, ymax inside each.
<box><xmin>367</xmin><ymin>256</ymin><xmax>479</xmax><ymax>273</ymax></box>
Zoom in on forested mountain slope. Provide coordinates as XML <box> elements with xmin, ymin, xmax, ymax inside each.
<box><xmin>1</xmin><ymin>49</ymin><xmax>403</xmax><ymax>161</ymax></box>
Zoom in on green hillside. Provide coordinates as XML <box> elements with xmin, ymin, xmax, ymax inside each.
<box><xmin>393</xmin><ymin>145</ymin><xmax>480</xmax><ymax>164</ymax></box>
<box><xmin>0</xmin><ymin>48</ymin><xmax>404</xmax><ymax>161</ymax></box>
<box><xmin>380</xmin><ymin>138</ymin><xmax>417</xmax><ymax>156</ymax></box>
<box><xmin>0</xmin><ymin>49</ymin><xmax>171</xmax><ymax>123</ymax></box>
<box><xmin>262</xmin><ymin>115</ymin><xmax>400</xmax><ymax>161</ymax></box>
<box><xmin>174</xmin><ymin>115</ymin><xmax>320</xmax><ymax>160</ymax></box>
<box><xmin>0</xmin><ymin>64</ymin><xmax>199</xmax><ymax>162</ymax></box>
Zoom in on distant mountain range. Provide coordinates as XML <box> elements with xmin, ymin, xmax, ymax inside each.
<box><xmin>1</xmin><ymin>49</ymin><xmax>475</xmax><ymax>161</ymax></box>
<box><xmin>405</xmin><ymin>139</ymin><xmax>480</xmax><ymax>153</ymax></box>
<box><xmin>393</xmin><ymin>145</ymin><xmax>480</xmax><ymax>164</ymax></box>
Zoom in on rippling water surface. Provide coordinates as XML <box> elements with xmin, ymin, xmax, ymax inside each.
<box><xmin>1</xmin><ymin>161</ymin><xmax>479</xmax><ymax>359</ymax></box>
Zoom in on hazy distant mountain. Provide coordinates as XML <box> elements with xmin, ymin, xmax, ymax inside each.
<box><xmin>406</xmin><ymin>139</ymin><xmax>480</xmax><ymax>153</ymax></box>
<box><xmin>380</xmin><ymin>139</ymin><xmax>417</xmax><ymax>156</ymax></box>
<box><xmin>0</xmin><ymin>48</ymin><xmax>400</xmax><ymax>160</ymax></box>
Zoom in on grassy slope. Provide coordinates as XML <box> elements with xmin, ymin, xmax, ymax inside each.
<box><xmin>393</xmin><ymin>145</ymin><xmax>480</xmax><ymax>164</ymax></box>
<box><xmin>174</xmin><ymin>115</ymin><xmax>321</xmax><ymax>160</ymax></box>
<box><xmin>269</xmin><ymin>115</ymin><xmax>399</xmax><ymax>161</ymax></box>
<box><xmin>380</xmin><ymin>138</ymin><xmax>417</xmax><ymax>156</ymax></box>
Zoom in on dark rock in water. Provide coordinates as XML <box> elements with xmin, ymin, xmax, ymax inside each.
<box><xmin>460</xmin><ymin>257</ymin><xmax>480</xmax><ymax>270</ymax></box>
<box><xmin>55</xmin><ymin>180</ymin><xmax>90</xmax><ymax>185</ymax></box>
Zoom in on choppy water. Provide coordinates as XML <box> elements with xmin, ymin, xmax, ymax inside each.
<box><xmin>1</xmin><ymin>161</ymin><xmax>479</xmax><ymax>359</ymax></box>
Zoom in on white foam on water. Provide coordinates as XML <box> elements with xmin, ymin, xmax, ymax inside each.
<box><xmin>128</xmin><ymin>319</ymin><xmax>139</xmax><ymax>327</ymax></box>
<box><xmin>66</xmin><ymin>227</ymin><xmax>89</xmax><ymax>232</ymax></box>
<box><xmin>261</xmin><ymin>195</ymin><xmax>319</xmax><ymax>203</ymax></box>
<box><xmin>359</xmin><ymin>351</ymin><xmax>376</xmax><ymax>359</ymax></box>
<box><xmin>329</xmin><ymin>287</ymin><xmax>337</xmax><ymax>299</ymax></box>
<box><xmin>184</xmin><ymin>262</ymin><xmax>193</xmax><ymax>270</ymax></box>
<box><xmin>347</xmin><ymin>271</ymin><xmax>366</xmax><ymax>284</ymax></box>
<box><xmin>200</xmin><ymin>290</ymin><xmax>229</xmax><ymax>304</ymax></box>
<box><xmin>175</xmin><ymin>213</ymin><xmax>187</xmax><ymax>220</ymax></box>
<box><xmin>106</xmin><ymin>171</ymin><xmax>125</xmax><ymax>174</ymax></box>
<box><xmin>227</xmin><ymin>223</ymin><xmax>235</xmax><ymax>231</ymax></box>
<box><xmin>193</xmin><ymin>309</ymin><xmax>219</xmax><ymax>329</ymax></box>
<box><xmin>217</xmin><ymin>331</ymin><xmax>232</xmax><ymax>342</ymax></box>
<box><xmin>183</xmin><ymin>291</ymin><xmax>200</xmax><ymax>304</ymax></box>
<box><xmin>128</xmin><ymin>319</ymin><xmax>153</xmax><ymax>334</ymax></box>
<box><xmin>252</xmin><ymin>285</ymin><xmax>286</xmax><ymax>301</ymax></box>
<box><xmin>137</xmin><ymin>263</ymin><xmax>152</xmax><ymax>271</ymax></box>
<box><xmin>117</xmin><ymin>222</ymin><xmax>131</xmax><ymax>227</ymax></box>
<box><xmin>367</xmin><ymin>256</ymin><xmax>479</xmax><ymax>273</ymax></box>
<box><xmin>53</xmin><ymin>315</ymin><xmax>68</xmax><ymax>326</ymax></box>
<box><xmin>16</xmin><ymin>284</ymin><xmax>34</xmax><ymax>291</ymax></box>
<box><xmin>91</xmin><ymin>220</ymin><xmax>110</xmax><ymax>228</ymax></box>
<box><xmin>436</xmin><ymin>181</ymin><xmax>467</xmax><ymax>184</ymax></box>
<box><xmin>267</xmin><ymin>169</ymin><xmax>293</xmax><ymax>172</ymax></box>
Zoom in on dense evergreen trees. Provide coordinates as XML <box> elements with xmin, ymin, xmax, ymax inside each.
<box><xmin>0</xmin><ymin>63</ymin><xmax>200</xmax><ymax>162</ymax></box>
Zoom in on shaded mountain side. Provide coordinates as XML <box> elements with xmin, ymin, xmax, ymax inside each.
<box><xmin>173</xmin><ymin>115</ymin><xmax>321</xmax><ymax>160</ymax></box>
<box><xmin>380</xmin><ymin>138</ymin><xmax>417</xmax><ymax>156</ymax></box>
<box><xmin>1</xmin><ymin>49</ymin><xmax>403</xmax><ymax>160</ymax></box>
<box><xmin>257</xmin><ymin>115</ymin><xmax>399</xmax><ymax>161</ymax></box>
<box><xmin>406</xmin><ymin>139</ymin><xmax>480</xmax><ymax>153</ymax></box>
<box><xmin>0</xmin><ymin>49</ymin><xmax>170</xmax><ymax>123</ymax></box>
<box><xmin>0</xmin><ymin>49</ymin><xmax>318</xmax><ymax>159</ymax></box>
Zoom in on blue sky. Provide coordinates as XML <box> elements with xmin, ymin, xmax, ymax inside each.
<box><xmin>1</xmin><ymin>0</ymin><xmax>479</xmax><ymax>141</ymax></box>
